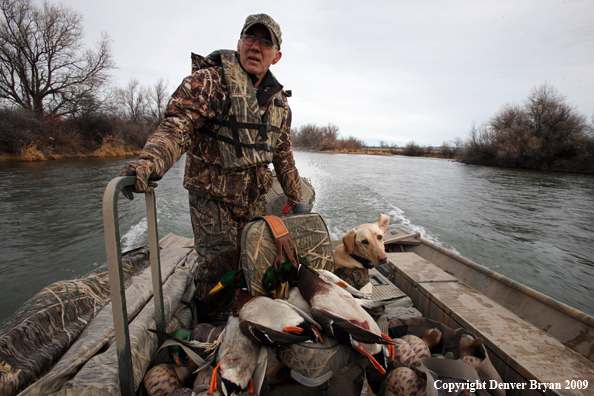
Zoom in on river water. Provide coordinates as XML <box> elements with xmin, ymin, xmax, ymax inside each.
<box><xmin>1</xmin><ymin>152</ymin><xmax>593</xmax><ymax>323</ymax></box>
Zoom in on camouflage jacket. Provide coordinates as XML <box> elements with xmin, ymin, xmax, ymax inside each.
<box><xmin>136</xmin><ymin>50</ymin><xmax>301</xmax><ymax>207</ymax></box>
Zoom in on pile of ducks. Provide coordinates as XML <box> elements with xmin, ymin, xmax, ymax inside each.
<box><xmin>143</xmin><ymin>263</ymin><xmax>485</xmax><ymax>396</ymax></box>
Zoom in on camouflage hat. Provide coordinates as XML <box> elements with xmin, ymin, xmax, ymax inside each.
<box><xmin>241</xmin><ymin>13</ymin><xmax>282</xmax><ymax>49</ymax></box>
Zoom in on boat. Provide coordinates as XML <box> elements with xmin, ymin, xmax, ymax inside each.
<box><xmin>1</xmin><ymin>174</ymin><xmax>593</xmax><ymax>396</ymax></box>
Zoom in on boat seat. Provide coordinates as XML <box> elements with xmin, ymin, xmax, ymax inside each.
<box><xmin>387</xmin><ymin>252</ymin><xmax>594</xmax><ymax>395</ymax></box>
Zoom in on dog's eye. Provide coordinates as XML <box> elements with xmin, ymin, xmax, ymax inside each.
<box><xmin>362</xmin><ymin>239</ymin><xmax>369</xmax><ymax>245</ymax></box>
<box><xmin>378</xmin><ymin>235</ymin><xmax>383</xmax><ymax>240</ymax></box>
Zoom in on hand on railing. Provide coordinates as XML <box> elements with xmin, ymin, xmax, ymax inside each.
<box><xmin>118</xmin><ymin>160</ymin><xmax>160</xmax><ymax>200</ymax></box>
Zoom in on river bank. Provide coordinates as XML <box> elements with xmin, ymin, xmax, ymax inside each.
<box><xmin>303</xmin><ymin>147</ymin><xmax>457</xmax><ymax>160</ymax></box>
<box><xmin>0</xmin><ymin>139</ymin><xmax>141</xmax><ymax>162</ymax></box>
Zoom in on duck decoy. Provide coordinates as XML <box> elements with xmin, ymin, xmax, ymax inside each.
<box><xmin>234</xmin><ymin>288</ymin><xmax>323</xmax><ymax>348</ymax></box>
<box><xmin>458</xmin><ymin>333</ymin><xmax>484</xmax><ymax>368</ymax></box>
<box><xmin>143</xmin><ymin>363</ymin><xmax>183</xmax><ymax>396</ymax></box>
<box><xmin>297</xmin><ymin>265</ymin><xmax>394</xmax><ymax>374</ymax></box>
<box><xmin>400</xmin><ymin>328</ymin><xmax>442</xmax><ymax>359</ymax></box>
<box><xmin>381</xmin><ymin>366</ymin><xmax>426</xmax><ymax>396</ymax></box>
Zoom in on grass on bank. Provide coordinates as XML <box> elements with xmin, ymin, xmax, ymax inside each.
<box><xmin>0</xmin><ymin>109</ymin><xmax>149</xmax><ymax>162</ymax></box>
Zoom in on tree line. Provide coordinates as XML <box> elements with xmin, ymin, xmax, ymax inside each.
<box><xmin>460</xmin><ymin>84</ymin><xmax>594</xmax><ymax>173</ymax></box>
<box><xmin>292</xmin><ymin>123</ymin><xmax>366</xmax><ymax>152</ymax></box>
<box><xmin>0</xmin><ymin>0</ymin><xmax>169</xmax><ymax>160</ymax></box>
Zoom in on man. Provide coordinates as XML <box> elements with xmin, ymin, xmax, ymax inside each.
<box><xmin>119</xmin><ymin>14</ymin><xmax>302</xmax><ymax>322</ymax></box>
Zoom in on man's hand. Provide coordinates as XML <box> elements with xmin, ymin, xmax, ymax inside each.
<box><xmin>118</xmin><ymin>160</ymin><xmax>160</xmax><ymax>200</ymax></box>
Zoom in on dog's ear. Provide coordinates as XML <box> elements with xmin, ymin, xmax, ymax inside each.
<box><xmin>377</xmin><ymin>213</ymin><xmax>390</xmax><ymax>232</ymax></box>
<box><xmin>342</xmin><ymin>229</ymin><xmax>357</xmax><ymax>254</ymax></box>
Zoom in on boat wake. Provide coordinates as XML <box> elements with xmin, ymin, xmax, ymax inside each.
<box><xmin>121</xmin><ymin>217</ymin><xmax>149</xmax><ymax>251</ymax></box>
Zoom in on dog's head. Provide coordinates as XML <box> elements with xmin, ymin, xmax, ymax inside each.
<box><xmin>342</xmin><ymin>213</ymin><xmax>390</xmax><ymax>268</ymax></box>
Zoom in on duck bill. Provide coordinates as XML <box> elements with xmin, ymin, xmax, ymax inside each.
<box><xmin>209</xmin><ymin>282</ymin><xmax>225</xmax><ymax>295</ymax></box>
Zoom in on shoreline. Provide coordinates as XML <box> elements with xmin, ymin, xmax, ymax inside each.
<box><xmin>0</xmin><ymin>141</ymin><xmax>142</xmax><ymax>163</ymax></box>
<box><xmin>300</xmin><ymin>148</ymin><xmax>457</xmax><ymax>160</ymax></box>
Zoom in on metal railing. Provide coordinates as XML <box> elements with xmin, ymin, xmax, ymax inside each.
<box><xmin>102</xmin><ymin>176</ymin><xmax>166</xmax><ymax>396</ymax></box>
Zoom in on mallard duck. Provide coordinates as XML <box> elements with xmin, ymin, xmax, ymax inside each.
<box><xmin>234</xmin><ymin>288</ymin><xmax>322</xmax><ymax>347</ymax></box>
<box><xmin>316</xmin><ymin>269</ymin><xmax>372</xmax><ymax>299</ymax></box>
<box><xmin>297</xmin><ymin>264</ymin><xmax>394</xmax><ymax>374</ymax></box>
<box><xmin>148</xmin><ymin>329</ymin><xmax>217</xmax><ymax>369</ymax></box>
<box><xmin>190</xmin><ymin>323</ymin><xmax>225</xmax><ymax>344</ymax></box>
<box><xmin>167</xmin><ymin>328</ymin><xmax>192</xmax><ymax>366</ymax></box>
<box><xmin>262</xmin><ymin>260</ymin><xmax>301</xmax><ymax>298</ymax></box>
<box><xmin>209</xmin><ymin>315</ymin><xmax>268</xmax><ymax>396</ymax></box>
<box><xmin>209</xmin><ymin>268</ymin><xmax>246</xmax><ymax>295</ymax></box>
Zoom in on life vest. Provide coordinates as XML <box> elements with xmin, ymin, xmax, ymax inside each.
<box><xmin>192</xmin><ymin>50</ymin><xmax>285</xmax><ymax>172</ymax></box>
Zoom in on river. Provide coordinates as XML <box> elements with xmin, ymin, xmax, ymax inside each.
<box><xmin>1</xmin><ymin>152</ymin><xmax>593</xmax><ymax>323</ymax></box>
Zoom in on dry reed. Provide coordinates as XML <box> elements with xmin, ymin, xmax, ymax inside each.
<box><xmin>18</xmin><ymin>143</ymin><xmax>46</xmax><ymax>161</ymax></box>
<box><xmin>92</xmin><ymin>137</ymin><xmax>130</xmax><ymax>158</ymax></box>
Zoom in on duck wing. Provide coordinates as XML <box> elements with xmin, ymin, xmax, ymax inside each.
<box><xmin>148</xmin><ymin>329</ymin><xmax>217</xmax><ymax>360</ymax></box>
<box><xmin>317</xmin><ymin>269</ymin><xmax>372</xmax><ymax>299</ymax></box>
<box><xmin>310</xmin><ymin>307</ymin><xmax>391</xmax><ymax>345</ymax></box>
<box><xmin>355</xmin><ymin>295</ymin><xmax>409</xmax><ymax>315</ymax></box>
<box><xmin>274</xmin><ymin>298</ymin><xmax>321</xmax><ymax>329</ymax></box>
<box><xmin>239</xmin><ymin>319</ymin><xmax>312</xmax><ymax>347</ymax></box>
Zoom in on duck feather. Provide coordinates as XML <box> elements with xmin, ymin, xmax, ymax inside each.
<box><xmin>310</xmin><ymin>306</ymin><xmax>391</xmax><ymax>345</ymax></box>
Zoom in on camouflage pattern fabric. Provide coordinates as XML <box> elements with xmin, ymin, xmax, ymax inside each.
<box><xmin>276</xmin><ymin>334</ymin><xmax>358</xmax><ymax>381</ymax></box>
<box><xmin>334</xmin><ymin>267</ymin><xmax>371</xmax><ymax>291</ymax></box>
<box><xmin>17</xmin><ymin>248</ymin><xmax>197</xmax><ymax>396</ymax></box>
<box><xmin>190</xmin><ymin>193</ymin><xmax>267</xmax><ymax>318</ymax></box>
<box><xmin>241</xmin><ymin>214</ymin><xmax>335</xmax><ymax>297</ymax></box>
<box><xmin>16</xmin><ymin>249</ymin><xmax>200</xmax><ymax>396</ymax></box>
<box><xmin>120</xmin><ymin>50</ymin><xmax>301</xmax><ymax>207</ymax></box>
<box><xmin>0</xmin><ymin>247</ymin><xmax>152</xmax><ymax>396</ymax></box>
<box><xmin>118</xmin><ymin>159</ymin><xmax>159</xmax><ymax>193</ymax></box>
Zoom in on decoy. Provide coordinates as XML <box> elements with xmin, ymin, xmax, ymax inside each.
<box><xmin>400</xmin><ymin>328</ymin><xmax>442</xmax><ymax>358</ymax></box>
<box><xmin>458</xmin><ymin>333</ymin><xmax>484</xmax><ymax>369</ymax></box>
<box><xmin>297</xmin><ymin>265</ymin><xmax>394</xmax><ymax>374</ymax></box>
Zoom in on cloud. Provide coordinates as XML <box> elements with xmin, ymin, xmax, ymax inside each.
<box><xmin>53</xmin><ymin>0</ymin><xmax>594</xmax><ymax>145</ymax></box>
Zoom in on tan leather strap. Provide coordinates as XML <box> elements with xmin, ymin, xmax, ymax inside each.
<box><xmin>262</xmin><ymin>215</ymin><xmax>289</xmax><ymax>239</ymax></box>
<box><xmin>261</xmin><ymin>215</ymin><xmax>297</xmax><ymax>268</ymax></box>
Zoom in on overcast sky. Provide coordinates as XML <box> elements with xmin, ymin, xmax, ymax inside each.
<box><xmin>57</xmin><ymin>0</ymin><xmax>594</xmax><ymax>146</ymax></box>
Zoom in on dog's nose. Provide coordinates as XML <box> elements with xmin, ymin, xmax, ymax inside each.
<box><xmin>378</xmin><ymin>253</ymin><xmax>387</xmax><ymax>263</ymax></box>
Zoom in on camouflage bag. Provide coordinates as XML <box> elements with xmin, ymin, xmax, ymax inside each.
<box><xmin>240</xmin><ymin>213</ymin><xmax>334</xmax><ymax>297</ymax></box>
<box><xmin>276</xmin><ymin>334</ymin><xmax>360</xmax><ymax>387</ymax></box>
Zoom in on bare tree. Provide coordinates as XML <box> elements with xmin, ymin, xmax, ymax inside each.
<box><xmin>118</xmin><ymin>78</ymin><xmax>147</xmax><ymax>123</ymax></box>
<box><xmin>146</xmin><ymin>78</ymin><xmax>169</xmax><ymax>125</ymax></box>
<box><xmin>0</xmin><ymin>0</ymin><xmax>114</xmax><ymax>117</ymax></box>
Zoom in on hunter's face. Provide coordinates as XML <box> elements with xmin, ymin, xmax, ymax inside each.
<box><xmin>237</xmin><ymin>24</ymin><xmax>282</xmax><ymax>87</ymax></box>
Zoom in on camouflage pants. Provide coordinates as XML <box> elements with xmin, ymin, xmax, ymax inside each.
<box><xmin>189</xmin><ymin>193</ymin><xmax>267</xmax><ymax>319</ymax></box>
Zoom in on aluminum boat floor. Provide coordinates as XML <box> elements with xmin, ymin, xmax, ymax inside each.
<box><xmin>387</xmin><ymin>252</ymin><xmax>594</xmax><ymax>396</ymax></box>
